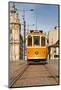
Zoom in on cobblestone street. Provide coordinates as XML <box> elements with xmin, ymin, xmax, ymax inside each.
<box><xmin>9</xmin><ymin>59</ymin><xmax>59</xmax><ymax>87</ymax></box>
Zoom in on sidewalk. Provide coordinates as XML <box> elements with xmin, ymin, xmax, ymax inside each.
<box><xmin>47</xmin><ymin>59</ymin><xmax>59</xmax><ymax>77</ymax></box>
<box><xmin>9</xmin><ymin>60</ymin><xmax>26</xmax><ymax>85</ymax></box>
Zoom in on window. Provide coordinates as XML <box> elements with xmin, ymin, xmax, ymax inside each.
<box><xmin>33</xmin><ymin>36</ymin><xmax>40</xmax><ymax>46</ymax></box>
<box><xmin>28</xmin><ymin>35</ymin><xmax>32</xmax><ymax>46</ymax></box>
<box><xmin>41</xmin><ymin>36</ymin><xmax>45</xmax><ymax>46</ymax></box>
<box><xmin>10</xmin><ymin>29</ymin><xmax>12</xmax><ymax>34</ymax></box>
<box><xmin>54</xmin><ymin>55</ymin><xmax>59</xmax><ymax>58</ymax></box>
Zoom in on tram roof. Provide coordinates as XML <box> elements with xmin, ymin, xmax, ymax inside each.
<box><xmin>26</xmin><ymin>30</ymin><xmax>46</xmax><ymax>37</ymax></box>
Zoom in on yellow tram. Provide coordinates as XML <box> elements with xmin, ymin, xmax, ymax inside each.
<box><xmin>26</xmin><ymin>30</ymin><xmax>48</xmax><ymax>64</ymax></box>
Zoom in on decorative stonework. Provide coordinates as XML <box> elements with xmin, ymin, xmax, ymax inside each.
<box><xmin>10</xmin><ymin>3</ymin><xmax>21</xmax><ymax>61</ymax></box>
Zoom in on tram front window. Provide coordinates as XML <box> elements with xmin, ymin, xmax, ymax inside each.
<box><xmin>28</xmin><ymin>36</ymin><xmax>32</xmax><ymax>46</ymax></box>
<box><xmin>33</xmin><ymin>36</ymin><xmax>40</xmax><ymax>46</ymax></box>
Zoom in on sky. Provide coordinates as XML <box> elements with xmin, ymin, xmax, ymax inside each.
<box><xmin>10</xmin><ymin>2</ymin><xmax>59</xmax><ymax>35</ymax></box>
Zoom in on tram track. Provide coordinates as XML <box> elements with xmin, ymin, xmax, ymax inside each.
<box><xmin>10</xmin><ymin>63</ymin><xmax>58</xmax><ymax>87</ymax></box>
<box><xmin>9</xmin><ymin>65</ymin><xmax>29</xmax><ymax>88</ymax></box>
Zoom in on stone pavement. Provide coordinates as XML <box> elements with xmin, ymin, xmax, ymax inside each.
<box><xmin>9</xmin><ymin>60</ymin><xmax>26</xmax><ymax>85</ymax></box>
<box><xmin>48</xmin><ymin>59</ymin><xmax>59</xmax><ymax>71</ymax></box>
<box><xmin>9</xmin><ymin>59</ymin><xmax>59</xmax><ymax>87</ymax></box>
<box><xmin>47</xmin><ymin>59</ymin><xmax>59</xmax><ymax>77</ymax></box>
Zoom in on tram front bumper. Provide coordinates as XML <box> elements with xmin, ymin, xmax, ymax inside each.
<box><xmin>27</xmin><ymin>57</ymin><xmax>46</xmax><ymax>59</ymax></box>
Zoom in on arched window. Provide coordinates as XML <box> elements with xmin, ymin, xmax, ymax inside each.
<box><xmin>27</xmin><ymin>35</ymin><xmax>32</xmax><ymax>46</ymax></box>
<box><xmin>41</xmin><ymin>36</ymin><xmax>45</xmax><ymax>46</ymax></box>
<box><xmin>10</xmin><ymin>29</ymin><xmax>12</xmax><ymax>40</ymax></box>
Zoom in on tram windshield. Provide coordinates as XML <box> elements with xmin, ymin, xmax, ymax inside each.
<box><xmin>27</xmin><ymin>35</ymin><xmax>32</xmax><ymax>46</ymax></box>
<box><xmin>33</xmin><ymin>36</ymin><xmax>40</xmax><ymax>46</ymax></box>
<box><xmin>41</xmin><ymin>36</ymin><xmax>45</xmax><ymax>46</ymax></box>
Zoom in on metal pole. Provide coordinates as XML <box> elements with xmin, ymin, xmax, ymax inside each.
<box><xmin>18</xmin><ymin>8</ymin><xmax>34</xmax><ymax>61</ymax></box>
<box><xmin>23</xmin><ymin>9</ymin><xmax>26</xmax><ymax>61</ymax></box>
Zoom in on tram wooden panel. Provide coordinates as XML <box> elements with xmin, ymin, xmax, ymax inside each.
<box><xmin>26</xmin><ymin>47</ymin><xmax>47</xmax><ymax>59</ymax></box>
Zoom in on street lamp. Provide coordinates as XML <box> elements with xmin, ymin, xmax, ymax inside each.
<box><xmin>17</xmin><ymin>8</ymin><xmax>34</xmax><ymax>61</ymax></box>
<box><xmin>23</xmin><ymin>9</ymin><xmax>34</xmax><ymax>61</ymax></box>
<box><xmin>30</xmin><ymin>9</ymin><xmax>34</xmax><ymax>11</ymax></box>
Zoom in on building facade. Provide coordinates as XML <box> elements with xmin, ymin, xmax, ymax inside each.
<box><xmin>48</xmin><ymin>26</ymin><xmax>59</xmax><ymax>60</ymax></box>
<box><xmin>10</xmin><ymin>3</ymin><xmax>21</xmax><ymax>61</ymax></box>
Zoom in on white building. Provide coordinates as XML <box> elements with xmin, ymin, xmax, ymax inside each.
<box><xmin>48</xmin><ymin>26</ymin><xmax>59</xmax><ymax>60</ymax></box>
<box><xmin>10</xmin><ymin>3</ymin><xmax>21</xmax><ymax>61</ymax></box>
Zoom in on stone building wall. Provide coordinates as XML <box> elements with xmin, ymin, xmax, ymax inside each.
<box><xmin>10</xmin><ymin>3</ymin><xmax>21</xmax><ymax>61</ymax></box>
<box><xmin>48</xmin><ymin>26</ymin><xmax>59</xmax><ymax>60</ymax></box>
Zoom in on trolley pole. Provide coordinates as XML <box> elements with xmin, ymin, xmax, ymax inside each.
<box><xmin>23</xmin><ymin>20</ymin><xmax>26</xmax><ymax>61</ymax></box>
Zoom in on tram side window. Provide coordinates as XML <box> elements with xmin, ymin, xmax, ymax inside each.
<box><xmin>41</xmin><ymin>37</ymin><xmax>45</xmax><ymax>46</ymax></box>
<box><xmin>28</xmin><ymin>36</ymin><xmax>32</xmax><ymax>46</ymax></box>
